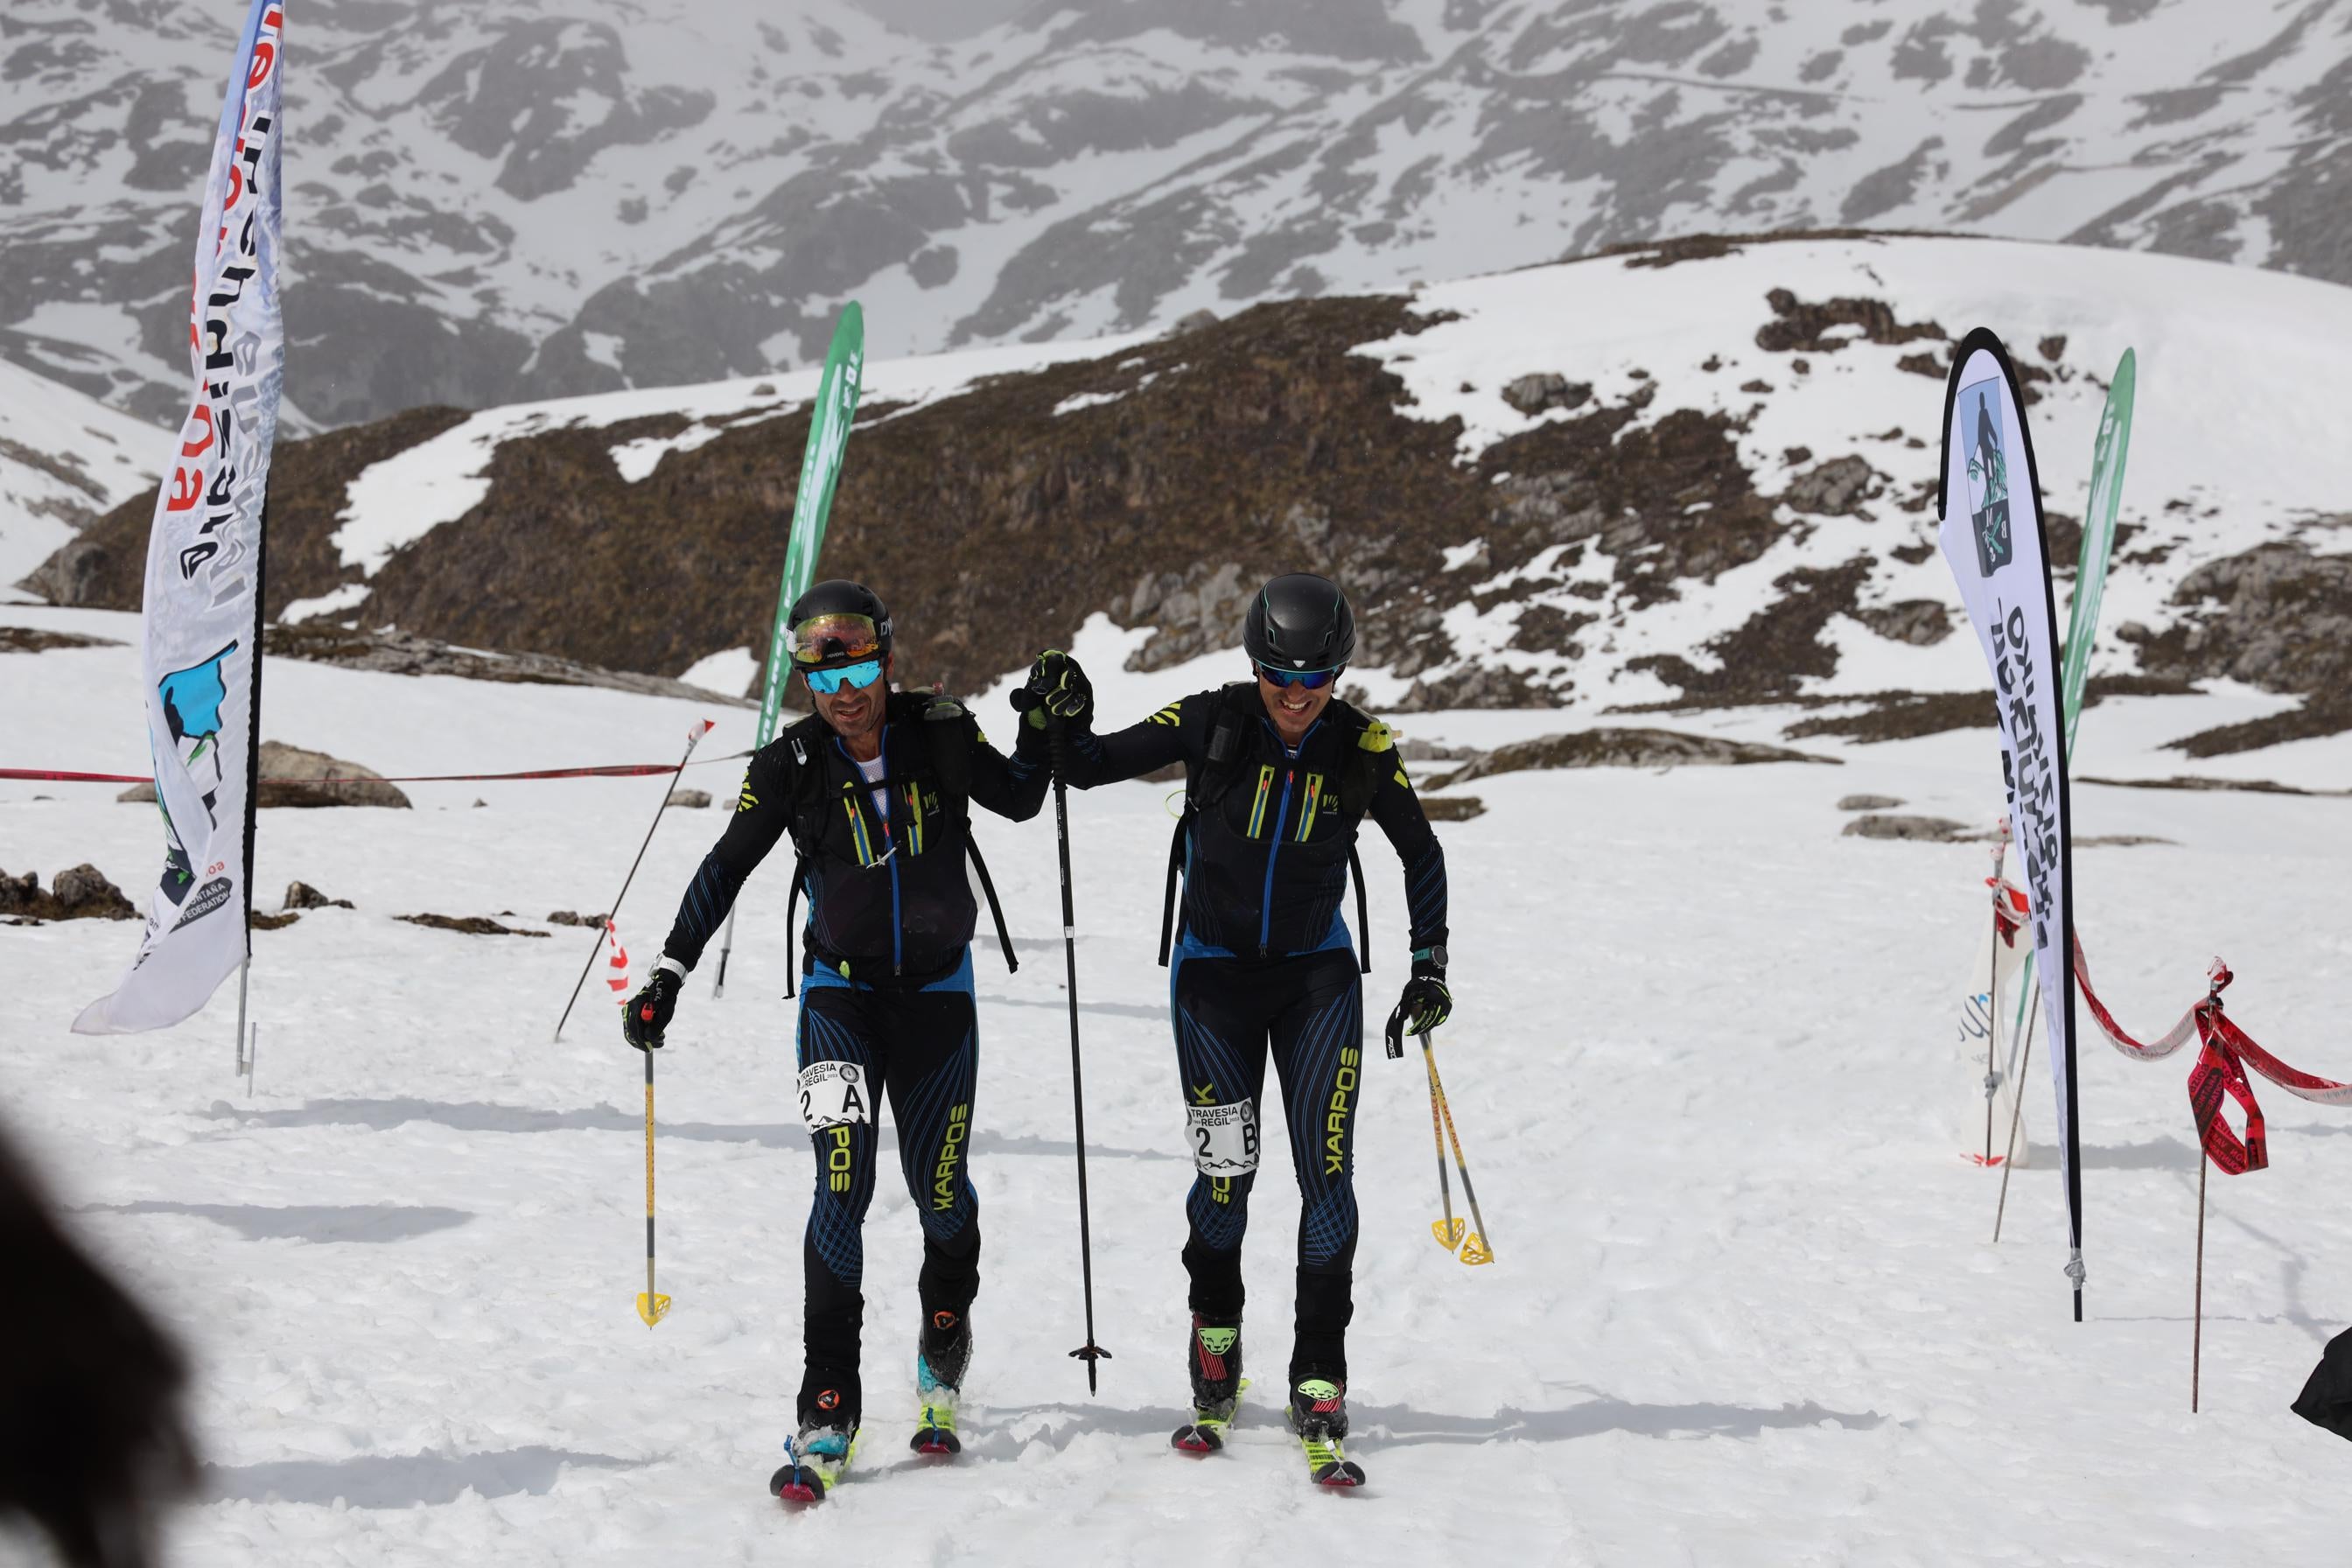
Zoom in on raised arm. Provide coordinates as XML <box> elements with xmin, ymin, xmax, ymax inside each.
<box><xmin>960</xmin><ymin>703</ymin><xmax>1052</xmax><ymax>822</ymax></box>
<box><xmin>1016</xmin><ymin>649</ymin><xmax>1195</xmax><ymax>787</ymax></box>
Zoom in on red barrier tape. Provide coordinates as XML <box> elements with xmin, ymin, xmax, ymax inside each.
<box><xmin>0</xmin><ymin>752</ymin><xmax>752</xmax><ymax>787</ymax></box>
<box><xmin>2075</xmin><ymin>936</ymin><xmax>2352</xmax><ymax>1174</ymax></box>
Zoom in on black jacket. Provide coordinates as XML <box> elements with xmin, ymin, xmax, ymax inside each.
<box><xmin>662</xmin><ymin>693</ymin><xmax>1048</xmax><ymax>982</ymax></box>
<box><xmin>1060</xmin><ymin>688</ymin><xmax>1447</xmax><ymax>962</ymax></box>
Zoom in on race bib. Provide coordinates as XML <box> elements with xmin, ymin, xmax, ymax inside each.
<box><xmin>1187</xmin><ymin>1099</ymin><xmax>1259</xmax><ymax>1174</ymax></box>
<box><xmin>798</xmin><ymin>1060</ymin><xmax>872</xmax><ymax>1131</ymax></box>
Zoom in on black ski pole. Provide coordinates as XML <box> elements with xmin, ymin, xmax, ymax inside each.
<box><xmin>556</xmin><ymin>719</ymin><xmax>713</xmax><ymax>1041</ymax></box>
<box><xmin>1033</xmin><ymin>705</ymin><xmax>1110</xmax><ymax>1390</ymax></box>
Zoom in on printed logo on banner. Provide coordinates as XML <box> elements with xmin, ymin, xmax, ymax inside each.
<box><xmin>1992</xmin><ymin>605</ymin><xmax>2058</xmax><ymax>955</ymax></box>
<box><xmin>1963</xmin><ymin>382</ymin><xmax>2012</xmax><ymax>578</ymax></box>
<box><xmin>153</xmin><ymin>641</ymin><xmax>239</xmax><ymax>914</ymax></box>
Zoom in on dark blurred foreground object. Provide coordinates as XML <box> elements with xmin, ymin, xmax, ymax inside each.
<box><xmin>2293</xmin><ymin>1328</ymin><xmax>2352</xmax><ymax>1441</ymax></box>
<box><xmin>0</xmin><ymin>1119</ymin><xmax>193</xmax><ymax>1566</ymax></box>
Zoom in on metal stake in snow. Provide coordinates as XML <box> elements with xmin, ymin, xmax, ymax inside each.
<box><xmin>2192</xmin><ymin>1156</ymin><xmax>2208</xmax><ymax>1412</ymax></box>
<box><xmin>1992</xmin><ymin>984</ymin><xmax>2041</xmax><ymax>1243</ymax></box>
<box><xmin>1983</xmin><ymin>841</ymin><xmax>2003</xmax><ymax>1165</ymax></box>
<box><xmin>555</xmin><ymin>719</ymin><xmax>713</xmax><ymax>1041</ymax></box>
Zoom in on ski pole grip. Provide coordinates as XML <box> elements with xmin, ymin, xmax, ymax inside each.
<box><xmin>1383</xmin><ymin>1004</ymin><xmax>1405</xmax><ymax>1060</ymax></box>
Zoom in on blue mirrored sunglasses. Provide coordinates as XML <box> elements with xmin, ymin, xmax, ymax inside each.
<box><xmin>1257</xmin><ymin>663</ymin><xmax>1337</xmax><ymax>690</ymax></box>
<box><xmin>805</xmin><ymin>658</ymin><xmax>884</xmax><ymax>695</ymax></box>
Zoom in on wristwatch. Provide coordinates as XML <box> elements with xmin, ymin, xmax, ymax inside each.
<box><xmin>1412</xmin><ymin>945</ymin><xmax>1448</xmax><ymax>971</ymax></box>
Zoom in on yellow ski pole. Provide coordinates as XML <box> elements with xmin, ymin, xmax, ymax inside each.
<box><xmin>1423</xmin><ymin>1032</ymin><xmax>1494</xmax><ymax>1267</ymax></box>
<box><xmin>635</xmin><ymin>1045</ymin><xmax>671</xmax><ymax>1326</ymax></box>
<box><xmin>1424</xmin><ymin>1039</ymin><xmax>1464</xmax><ymax>1252</ymax></box>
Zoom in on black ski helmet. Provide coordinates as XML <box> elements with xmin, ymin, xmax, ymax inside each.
<box><xmin>1242</xmin><ymin>573</ymin><xmax>1354</xmax><ymax>672</ymax></box>
<box><xmin>787</xmin><ymin>578</ymin><xmax>892</xmax><ymax>668</ymax></box>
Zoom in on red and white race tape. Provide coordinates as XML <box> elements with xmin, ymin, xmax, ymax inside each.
<box><xmin>2075</xmin><ymin>936</ymin><xmax>2352</xmax><ymax>1175</ymax></box>
<box><xmin>0</xmin><ymin>751</ymin><xmax>750</xmax><ymax>787</ymax></box>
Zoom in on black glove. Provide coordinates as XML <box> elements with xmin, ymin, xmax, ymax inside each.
<box><xmin>1018</xmin><ymin>648</ymin><xmax>1092</xmax><ymax>730</ymax></box>
<box><xmin>623</xmin><ymin>966</ymin><xmax>682</xmax><ymax>1050</ymax></box>
<box><xmin>1393</xmin><ymin>957</ymin><xmax>1452</xmax><ymax>1039</ymax></box>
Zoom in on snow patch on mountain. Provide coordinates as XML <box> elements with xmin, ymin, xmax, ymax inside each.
<box><xmin>0</xmin><ymin>357</ymin><xmax>164</xmax><ymax>603</ymax></box>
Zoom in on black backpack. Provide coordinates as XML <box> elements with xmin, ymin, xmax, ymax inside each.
<box><xmin>775</xmin><ymin>692</ymin><xmax>1017</xmax><ymax>996</ymax></box>
<box><xmin>1157</xmin><ymin>682</ymin><xmax>1388</xmax><ymax>972</ymax></box>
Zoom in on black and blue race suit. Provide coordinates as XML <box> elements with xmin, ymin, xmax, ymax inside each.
<box><xmin>1059</xmin><ymin>690</ymin><xmax>1448</xmax><ymax>1380</ymax></box>
<box><xmin>658</xmin><ymin>693</ymin><xmax>1048</xmax><ymax>1422</ymax></box>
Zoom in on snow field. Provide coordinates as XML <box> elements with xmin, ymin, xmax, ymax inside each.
<box><xmin>7</xmin><ymin>612</ymin><xmax>2352</xmax><ymax>1561</ymax></box>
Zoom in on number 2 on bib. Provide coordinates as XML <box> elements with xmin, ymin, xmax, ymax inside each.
<box><xmin>1187</xmin><ymin>1099</ymin><xmax>1258</xmax><ymax>1174</ymax></box>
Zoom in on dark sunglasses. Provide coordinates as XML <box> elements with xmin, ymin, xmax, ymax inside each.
<box><xmin>1257</xmin><ymin>663</ymin><xmax>1338</xmax><ymax>690</ymax></box>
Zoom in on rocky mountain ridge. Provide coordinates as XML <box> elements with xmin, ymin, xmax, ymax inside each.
<box><xmin>5</xmin><ymin>0</ymin><xmax>2348</xmax><ymax>429</ymax></box>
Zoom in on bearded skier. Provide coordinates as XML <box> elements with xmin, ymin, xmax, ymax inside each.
<box><xmin>621</xmin><ymin>581</ymin><xmax>1048</xmax><ymax>1502</ymax></box>
<box><xmin>1024</xmin><ymin>572</ymin><xmax>1452</xmax><ymax>1487</ymax></box>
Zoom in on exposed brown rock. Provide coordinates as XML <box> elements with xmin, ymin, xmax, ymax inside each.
<box><xmin>1425</xmin><ymin>728</ymin><xmax>1835</xmax><ymax>788</ymax></box>
<box><xmin>1754</xmin><ymin>288</ymin><xmax>1947</xmax><ymax>354</ymax></box>
<box><xmin>0</xmin><ymin>626</ymin><xmax>123</xmax><ymax>654</ymax></box>
<box><xmin>265</xmin><ymin>624</ymin><xmax>756</xmax><ymax>704</ymax></box>
<box><xmin>1500</xmin><ymin>373</ymin><xmax>1592</xmax><ymax>416</ymax></box>
<box><xmin>1783</xmin><ymin>456</ymin><xmax>1880</xmax><ymax>516</ymax></box>
<box><xmin>0</xmin><ymin>864</ymin><xmax>137</xmax><ymax>922</ymax></box>
<box><xmin>283</xmin><ymin>881</ymin><xmax>354</xmax><ymax>911</ymax></box>
<box><xmin>2081</xmin><ymin>774</ymin><xmax>2315</xmax><ymax>795</ymax></box>
<box><xmin>1842</xmin><ymin>814</ymin><xmax>1972</xmax><ymax>841</ymax></box>
<box><xmin>248</xmin><ymin>910</ymin><xmax>301</xmax><ymax>931</ymax></box>
<box><xmin>1421</xmin><ymin>795</ymin><xmax>1487</xmax><ymax>822</ymax></box>
<box><xmin>118</xmin><ymin>743</ymin><xmax>411</xmax><ymax>808</ymax></box>
<box><xmin>1851</xmin><ymin>599</ymin><xmax>1952</xmax><ymax>646</ymax></box>
<box><xmin>664</xmin><ymin>788</ymin><xmax>713</xmax><ymax>808</ymax></box>
<box><xmin>1837</xmin><ymin>794</ymin><xmax>1905</xmax><ymax>810</ymax></box>
<box><xmin>396</xmin><ymin>914</ymin><xmax>550</xmax><ymax>937</ymax></box>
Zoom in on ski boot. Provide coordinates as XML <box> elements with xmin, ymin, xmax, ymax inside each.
<box><xmin>771</xmin><ymin>1383</ymin><xmax>860</xmax><ymax>1503</ymax></box>
<box><xmin>912</xmin><ymin>1308</ymin><xmax>972</xmax><ymax>1456</ymax></box>
<box><xmin>1286</xmin><ymin>1373</ymin><xmax>1365</xmax><ymax>1488</ymax></box>
<box><xmin>1171</xmin><ymin>1315</ymin><xmax>1246</xmax><ymax>1453</ymax></box>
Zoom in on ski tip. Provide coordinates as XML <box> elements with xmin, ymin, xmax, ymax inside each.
<box><xmin>769</xmin><ymin>1465</ymin><xmax>825</xmax><ymax>1505</ymax></box>
<box><xmin>909</xmin><ymin>1426</ymin><xmax>962</xmax><ymax>1456</ymax></box>
<box><xmin>1311</xmin><ymin>1460</ymin><xmax>1367</xmax><ymax>1488</ymax></box>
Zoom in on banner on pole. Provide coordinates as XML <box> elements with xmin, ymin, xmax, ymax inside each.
<box><xmin>1937</xmin><ymin>327</ymin><xmax>2082</xmax><ymax>1306</ymax></box>
<box><xmin>76</xmin><ymin>0</ymin><xmax>287</xmax><ymax>1036</ymax></box>
<box><xmin>755</xmin><ymin>304</ymin><xmax>865</xmax><ymax>748</ymax></box>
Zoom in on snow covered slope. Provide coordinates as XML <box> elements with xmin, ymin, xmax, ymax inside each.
<box><xmin>6</xmin><ymin>599</ymin><xmax>2352</xmax><ymax>1563</ymax></box>
<box><xmin>6</xmin><ymin>0</ymin><xmax>2349</xmax><ymax>427</ymax></box>
<box><xmin>0</xmin><ymin>357</ymin><xmax>162</xmax><ymax>604</ymax></box>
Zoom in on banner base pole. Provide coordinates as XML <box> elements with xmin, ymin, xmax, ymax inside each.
<box><xmin>234</xmin><ymin>957</ymin><xmax>251</xmax><ymax>1077</ymax></box>
<box><xmin>2193</xmin><ymin>1158</ymin><xmax>2208</xmax><ymax>1411</ymax></box>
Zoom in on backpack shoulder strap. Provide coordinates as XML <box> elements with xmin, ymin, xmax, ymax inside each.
<box><xmin>1333</xmin><ymin>701</ymin><xmax>1395</xmax><ymax>975</ymax></box>
<box><xmin>904</xmin><ymin>692</ymin><xmax>1016</xmax><ymax>975</ymax></box>
<box><xmin>1159</xmin><ymin>684</ymin><xmax>1255</xmax><ymax>967</ymax></box>
<box><xmin>913</xmin><ymin>693</ymin><xmax>973</xmax><ymax>818</ymax></box>
<box><xmin>772</xmin><ymin>714</ymin><xmax>831</xmax><ymax>997</ymax></box>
